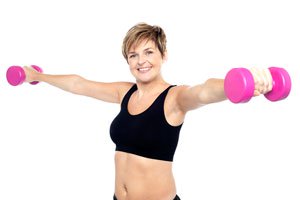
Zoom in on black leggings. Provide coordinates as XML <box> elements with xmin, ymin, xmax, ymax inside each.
<box><xmin>113</xmin><ymin>194</ymin><xmax>181</xmax><ymax>200</ymax></box>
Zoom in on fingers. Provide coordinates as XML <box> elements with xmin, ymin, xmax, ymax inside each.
<box><xmin>250</xmin><ymin>67</ymin><xmax>273</xmax><ymax>96</ymax></box>
<box><xmin>263</xmin><ymin>68</ymin><xmax>273</xmax><ymax>92</ymax></box>
<box><xmin>23</xmin><ymin>65</ymin><xmax>36</xmax><ymax>82</ymax></box>
<box><xmin>24</xmin><ymin>65</ymin><xmax>36</xmax><ymax>71</ymax></box>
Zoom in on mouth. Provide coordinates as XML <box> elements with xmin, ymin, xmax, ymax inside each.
<box><xmin>137</xmin><ymin>66</ymin><xmax>152</xmax><ymax>73</ymax></box>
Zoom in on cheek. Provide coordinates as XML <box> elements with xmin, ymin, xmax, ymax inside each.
<box><xmin>151</xmin><ymin>57</ymin><xmax>163</xmax><ymax>66</ymax></box>
<box><xmin>127</xmin><ymin>60</ymin><xmax>136</xmax><ymax>68</ymax></box>
<box><xmin>128</xmin><ymin>63</ymin><xmax>136</xmax><ymax>72</ymax></box>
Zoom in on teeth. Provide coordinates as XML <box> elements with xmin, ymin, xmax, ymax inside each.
<box><xmin>138</xmin><ymin>67</ymin><xmax>150</xmax><ymax>71</ymax></box>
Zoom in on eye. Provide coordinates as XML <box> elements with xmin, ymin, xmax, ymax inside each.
<box><xmin>128</xmin><ymin>54</ymin><xmax>137</xmax><ymax>59</ymax></box>
<box><xmin>146</xmin><ymin>50</ymin><xmax>153</xmax><ymax>55</ymax></box>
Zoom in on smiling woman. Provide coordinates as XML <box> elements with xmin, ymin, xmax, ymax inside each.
<box><xmin>124</xmin><ymin>24</ymin><xmax>168</xmax><ymax>85</ymax></box>
<box><xmin>127</xmin><ymin>40</ymin><xmax>166</xmax><ymax>85</ymax></box>
<box><xmin>22</xmin><ymin>22</ymin><xmax>273</xmax><ymax>200</ymax></box>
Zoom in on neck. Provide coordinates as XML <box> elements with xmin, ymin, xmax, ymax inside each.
<box><xmin>135</xmin><ymin>78</ymin><xmax>169</xmax><ymax>97</ymax></box>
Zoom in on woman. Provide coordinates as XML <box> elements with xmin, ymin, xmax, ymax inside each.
<box><xmin>24</xmin><ymin>23</ymin><xmax>272</xmax><ymax>200</ymax></box>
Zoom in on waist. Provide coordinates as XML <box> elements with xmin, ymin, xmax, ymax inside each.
<box><xmin>114</xmin><ymin>151</ymin><xmax>176</xmax><ymax>200</ymax></box>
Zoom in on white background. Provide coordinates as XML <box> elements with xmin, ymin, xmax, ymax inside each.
<box><xmin>0</xmin><ymin>0</ymin><xmax>299</xmax><ymax>199</ymax></box>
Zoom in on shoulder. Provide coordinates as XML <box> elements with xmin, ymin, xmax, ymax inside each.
<box><xmin>115</xmin><ymin>82</ymin><xmax>135</xmax><ymax>103</ymax></box>
<box><xmin>164</xmin><ymin>85</ymin><xmax>189</xmax><ymax>125</ymax></box>
<box><xmin>168</xmin><ymin>85</ymin><xmax>190</xmax><ymax>97</ymax></box>
<box><xmin>116</xmin><ymin>81</ymin><xmax>135</xmax><ymax>92</ymax></box>
<box><xmin>166</xmin><ymin>84</ymin><xmax>199</xmax><ymax>113</ymax></box>
<box><xmin>165</xmin><ymin>85</ymin><xmax>190</xmax><ymax>109</ymax></box>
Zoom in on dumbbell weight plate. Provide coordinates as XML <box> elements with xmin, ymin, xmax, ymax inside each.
<box><xmin>224</xmin><ymin>68</ymin><xmax>255</xmax><ymax>103</ymax></box>
<box><xmin>264</xmin><ymin>67</ymin><xmax>292</xmax><ymax>101</ymax></box>
<box><xmin>6</xmin><ymin>66</ymin><xmax>26</xmax><ymax>86</ymax></box>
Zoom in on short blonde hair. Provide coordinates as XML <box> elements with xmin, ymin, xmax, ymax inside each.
<box><xmin>122</xmin><ymin>22</ymin><xmax>167</xmax><ymax>61</ymax></box>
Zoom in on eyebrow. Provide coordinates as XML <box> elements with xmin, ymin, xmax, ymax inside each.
<box><xmin>128</xmin><ymin>47</ymin><xmax>154</xmax><ymax>55</ymax></box>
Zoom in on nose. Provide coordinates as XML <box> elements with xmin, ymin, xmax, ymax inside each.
<box><xmin>138</xmin><ymin>54</ymin><xmax>147</xmax><ymax>66</ymax></box>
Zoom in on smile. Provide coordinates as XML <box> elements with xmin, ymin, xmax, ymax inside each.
<box><xmin>137</xmin><ymin>67</ymin><xmax>151</xmax><ymax>72</ymax></box>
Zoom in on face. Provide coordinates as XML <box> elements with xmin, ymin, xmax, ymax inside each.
<box><xmin>127</xmin><ymin>39</ymin><xmax>166</xmax><ymax>84</ymax></box>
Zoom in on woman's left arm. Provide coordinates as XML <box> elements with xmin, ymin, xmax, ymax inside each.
<box><xmin>176</xmin><ymin>68</ymin><xmax>273</xmax><ymax>113</ymax></box>
<box><xmin>176</xmin><ymin>78</ymin><xmax>226</xmax><ymax>112</ymax></box>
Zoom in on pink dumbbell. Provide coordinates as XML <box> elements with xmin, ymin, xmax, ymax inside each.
<box><xmin>6</xmin><ymin>65</ymin><xmax>43</xmax><ymax>86</ymax></box>
<box><xmin>224</xmin><ymin>67</ymin><xmax>292</xmax><ymax>103</ymax></box>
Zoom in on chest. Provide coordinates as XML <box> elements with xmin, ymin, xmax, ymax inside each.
<box><xmin>110</xmin><ymin>87</ymin><xmax>174</xmax><ymax>143</ymax></box>
<box><xmin>110</xmin><ymin>104</ymin><xmax>180</xmax><ymax>155</ymax></box>
<box><xmin>127</xmin><ymin>93</ymin><xmax>163</xmax><ymax>116</ymax></box>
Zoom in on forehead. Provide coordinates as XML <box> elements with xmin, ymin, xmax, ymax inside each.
<box><xmin>129</xmin><ymin>39</ymin><xmax>156</xmax><ymax>52</ymax></box>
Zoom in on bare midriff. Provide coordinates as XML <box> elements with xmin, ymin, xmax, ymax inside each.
<box><xmin>114</xmin><ymin>151</ymin><xmax>176</xmax><ymax>200</ymax></box>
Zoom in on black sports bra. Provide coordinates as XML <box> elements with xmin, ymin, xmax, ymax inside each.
<box><xmin>110</xmin><ymin>84</ymin><xmax>182</xmax><ymax>161</ymax></box>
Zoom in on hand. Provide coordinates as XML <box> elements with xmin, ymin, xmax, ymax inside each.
<box><xmin>249</xmin><ymin>68</ymin><xmax>273</xmax><ymax>96</ymax></box>
<box><xmin>23</xmin><ymin>65</ymin><xmax>40</xmax><ymax>83</ymax></box>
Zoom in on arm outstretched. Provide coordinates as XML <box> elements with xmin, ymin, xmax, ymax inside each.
<box><xmin>24</xmin><ymin>66</ymin><xmax>133</xmax><ymax>104</ymax></box>
<box><xmin>176</xmin><ymin>78</ymin><xmax>226</xmax><ymax>112</ymax></box>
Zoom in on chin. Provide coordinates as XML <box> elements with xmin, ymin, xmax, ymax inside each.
<box><xmin>133</xmin><ymin>74</ymin><xmax>152</xmax><ymax>83</ymax></box>
<box><xmin>136</xmin><ymin>79</ymin><xmax>151</xmax><ymax>84</ymax></box>
<box><xmin>135</xmin><ymin>77</ymin><xmax>155</xmax><ymax>84</ymax></box>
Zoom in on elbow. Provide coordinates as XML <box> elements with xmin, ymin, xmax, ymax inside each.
<box><xmin>69</xmin><ymin>75</ymin><xmax>85</xmax><ymax>95</ymax></box>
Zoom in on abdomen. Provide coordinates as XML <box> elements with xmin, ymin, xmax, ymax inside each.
<box><xmin>114</xmin><ymin>151</ymin><xmax>176</xmax><ymax>200</ymax></box>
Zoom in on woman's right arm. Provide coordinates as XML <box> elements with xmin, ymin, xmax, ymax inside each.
<box><xmin>24</xmin><ymin>66</ymin><xmax>133</xmax><ymax>104</ymax></box>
